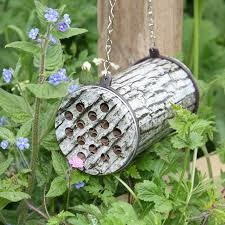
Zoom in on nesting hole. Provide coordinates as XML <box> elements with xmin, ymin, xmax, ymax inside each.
<box><xmin>113</xmin><ymin>128</ymin><xmax>122</xmax><ymax>138</ymax></box>
<box><xmin>89</xmin><ymin>128</ymin><xmax>97</xmax><ymax>138</ymax></box>
<box><xmin>101</xmin><ymin>136</ymin><xmax>109</xmax><ymax>146</ymax></box>
<box><xmin>100</xmin><ymin>103</ymin><xmax>109</xmax><ymax>112</ymax></box>
<box><xmin>65</xmin><ymin>128</ymin><xmax>73</xmax><ymax>137</ymax></box>
<box><xmin>88</xmin><ymin>111</ymin><xmax>97</xmax><ymax>121</ymax></box>
<box><xmin>77</xmin><ymin>136</ymin><xmax>85</xmax><ymax>145</ymax></box>
<box><xmin>76</xmin><ymin>120</ymin><xmax>85</xmax><ymax>129</ymax></box>
<box><xmin>101</xmin><ymin>153</ymin><xmax>109</xmax><ymax>162</ymax></box>
<box><xmin>76</xmin><ymin>103</ymin><xmax>85</xmax><ymax>112</ymax></box>
<box><xmin>101</xmin><ymin>120</ymin><xmax>109</xmax><ymax>129</ymax></box>
<box><xmin>64</xmin><ymin>111</ymin><xmax>73</xmax><ymax>120</ymax></box>
<box><xmin>77</xmin><ymin>152</ymin><xmax>86</xmax><ymax>161</ymax></box>
<box><xmin>89</xmin><ymin>144</ymin><xmax>97</xmax><ymax>154</ymax></box>
<box><xmin>113</xmin><ymin>145</ymin><xmax>122</xmax><ymax>156</ymax></box>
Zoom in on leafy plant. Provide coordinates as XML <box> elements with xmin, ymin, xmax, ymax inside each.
<box><xmin>0</xmin><ymin>0</ymin><xmax>224</xmax><ymax>225</ymax></box>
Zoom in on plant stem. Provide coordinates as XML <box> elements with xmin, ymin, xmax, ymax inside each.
<box><xmin>186</xmin><ymin>148</ymin><xmax>198</xmax><ymax>205</ymax></box>
<box><xmin>17</xmin><ymin>27</ymin><xmax>50</xmax><ymax>225</ymax></box>
<box><xmin>180</xmin><ymin>148</ymin><xmax>198</xmax><ymax>224</ymax></box>
<box><xmin>65</xmin><ymin>169</ymin><xmax>72</xmax><ymax>210</ymax></box>
<box><xmin>25</xmin><ymin>201</ymin><xmax>49</xmax><ymax>220</ymax></box>
<box><xmin>201</xmin><ymin>145</ymin><xmax>213</xmax><ymax>180</ymax></box>
<box><xmin>114</xmin><ymin>175</ymin><xmax>143</xmax><ymax>209</ymax></box>
<box><xmin>0</xmin><ymin>212</ymin><xmax>8</xmax><ymax>225</ymax></box>
<box><xmin>175</xmin><ymin>148</ymin><xmax>190</xmax><ymax>199</ymax></box>
<box><xmin>193</xmin><ymin>0</ymin><xmax>200</xmax><ymax>78</ymax></box>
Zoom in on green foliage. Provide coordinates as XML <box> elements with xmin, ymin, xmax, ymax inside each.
<box><xmin>47</xmin><ymin>211</ymin><xmax>75</xmax><ymax>225</ymax></box>
<box><xmin>135</xmin><ymin>180</ymin><xmax>172</xmax><ymax>213</ymax></box>
<box><xmin>0</xmin><ymin>0</ymin><xmax>224</xmax><ymax>224</ymax></box>
<box><xmin>46</xmin><ymin>176</ymin><xmax>67</xmax><ymax>198</ymax></box>
<box><xmin>0</xmin><ymin>156</ymin><xmax>13</xmax><ymax>176</ymax></box>
<box><xmin>169</xmin><ymin>105</ymin><xmax>214</xmax><ymax>149</ymax></box>
<box><xmin>26</xmin><ymin>82</ymin><xmax>71</xmax><ymax>99</ymax></box>
<box><xmin>6</xmin><ymin>41</ymin><xmax>41</xmax><ymax>55</ymax></box>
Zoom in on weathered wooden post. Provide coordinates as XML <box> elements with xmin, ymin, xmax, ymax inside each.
<box><xmin>55</xmin><ymin>0</ymin><xmax>199</xmax><ymax>175</ymax></box>
<box><xmin>98</xmin><ymin>0</ymin><xmax>184</xmax><ymax>70</ymax></box>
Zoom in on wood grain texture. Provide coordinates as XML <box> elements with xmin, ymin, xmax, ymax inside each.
<box><xmin>55</xmin><ymin>57</ymin><xmax>198</xmax><ymax>175</ymax></box>
<box><xmin>98</xmin><ymin>0</ymin><xmax>183</xmax><ymax>71</ymax></box>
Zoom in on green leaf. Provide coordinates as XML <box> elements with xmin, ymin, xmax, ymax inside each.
<box><xmin>124</xmin><ymin>165</ymin><xmax>141</xmax><ymax>179</ymax></box>
<box><xmin>52</xmin><ymin>151</ymin><xmax>68</xmax><ymax>176</ymax></box>
<box><xmin>71</xmin><ymin>170</ymin><xmax>89</xmax><ymax>184</ymax></box>
<box><xmin>14</xmin><ymin>57</ymin><xmax>22</xmax><ymax>78</ymax></box>
<box><xmin>7</xmin><ymin>25</ymin><xmax>26</xmax><ymax>41</ymax></box>
<box><xmin>0</xmin><ymin>127</ymin><xmax>15</xmax><ymax>144</ymax></box>
<box><xmin>143</xmin><ymin>212</ymin><xmax>162</xmax><ymax>225</ymax></box>
<box><xmin>47</xmin><ymin>211</ymin><xmax>75</xmax><ymax>225</ymax></box>
<box><xmin>41</xmin><ymin>130</ymin><xmax>60</xmax><ymax>151</ymax></box>
<box><xmin>0</xmin><ymin>192</ymin><xmax>30</xmax><ymax>202</ymax></box>
<box><xmin>71</xmin><ymin>204</ymin><xmax>102</xmax><ymax>220</ymax></box>
<box><xmin>0</xmin><ymin>156</ymin><xmax>13</xmax><ymax>176</ymax></box>
<box><xmin>0</xmin><ymin>88</ymin><xmax>32</xmax><ymax>123</ymax></box>
<box><xmin>26</xmin><ymin>82</ymin><xmax>70</xmax><ymax>99</ymax></box>
<box><xmin>34</xmin><ymin>44</ymin><xmax>63</xmax><ymax>71</ymax></box>
<box><xmin>6</xmin><ymin>41</ymin><xmax>41</xmax><ymax>55</ymax></box>
<box><xmin>53</xmin><ymin>28</ymin><xmax>88</xmax><ymax>39</ymax></box>
<box><xmin>17</xmin><ymin>120</ymin><xmax>32</xmax><ymax>138</ymax></box>
<box><xmin>135</xmin><ymin>180</ymin><xmax>172</xmax><ymax>213</ymax></box>
<box><xmin>34</xmin><ymin>0</ymin><xmax>46</xmax><ymax>25</ymax></box>
<box><xmin>0</xmin><ymin>198</ymin><xmax>10</xmax><ymax>210</ymax></box>
<box><xmin>46</xmin><ymin>176</ymin><xmax>67</xmax><ymax>198</ymax></box>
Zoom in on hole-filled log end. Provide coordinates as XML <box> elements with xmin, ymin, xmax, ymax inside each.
<box><xmin>55</xmin><ymin>86</ymin><xmax>139</xmax><ymax>175</ymax></box>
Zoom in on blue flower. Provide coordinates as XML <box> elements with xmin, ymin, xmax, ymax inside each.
<box><xmin>16</xmin><ymin>138</ymin><xmax>30</xmax><ymax>150</ymax></box>
<box><xmin>74</xmin><ymin>182</ymin><xmax>85</xmax><ymax>189</ymax></box>
<box><xmin>0</xmin><ymin>140</ymin><xmax>9</xmax><ymax>150</ymax></box>
<box><xmin>68</xmin><ymin>84</ymin><xmax>79</xmax><ymax>94</ymax></box>
<box><xmin>58</xmin><ymin>68</ymin><xmax>69</xmax><ymax>82</ymax></box>
<box><xmin>64</xmin><ymin>14</ymin><xmax>71</xmax><ymax>26</ymax></box>
<box><xmin>28</xmin><ymin>28</ymin><xmax>39</xmax><ymax>40</ymax></box>
<box><xmin>48</xmin><ymin>73</ymin><xmax>63</xmax><ymax>86</ymax></box>
<box><xmin>0</xmin><ymin>117</ymin><xmax>7</xmax><ymax>126</ymax></box>
<box><xmin>49</xmin><ymin>69</ymin><xmax>69</xmax><ymax>86</ymax></box>
<box><xmin>48</xmin><ymin>34</ymin><xmax>58</xmax><ymax>45</ymax></box>
<box><xmin>44</xmin><ymin>8</ymin><xmax>59</xmax><ymax>22</ymax></box>
<box><xmin>58</xmin><ymin>22</ymin><xmax>68</xmax><ymax>32</ymax></box>
<box><xmin>2</xmin><ymin>68</ymin><xmax>13</xmax><ymax>83</ymax></box>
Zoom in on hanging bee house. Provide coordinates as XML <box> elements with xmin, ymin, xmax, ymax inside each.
<box><xmin>55</xmin><ymin>49</ymin><xmax>199</xmax><ymax>175</ymax></box>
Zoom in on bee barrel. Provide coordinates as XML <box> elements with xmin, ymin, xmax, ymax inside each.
<box><xmin>55</xmin><ymin>53</ymin><xmax>199</xmax><ymax>175</ymax></box>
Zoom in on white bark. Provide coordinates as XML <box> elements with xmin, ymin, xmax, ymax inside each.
<box><xmin>55</xmin><ymin>57</ymin><xmax>198</xmax><ymax>175</ymax></box>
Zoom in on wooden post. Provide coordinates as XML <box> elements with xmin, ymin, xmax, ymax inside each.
<box><xmin>98</xmin><ymin>0</ymin><xmax>183</xmax><ymax>71</ymax></box>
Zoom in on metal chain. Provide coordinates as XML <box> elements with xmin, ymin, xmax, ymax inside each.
<box><xmin>147</xmin><ymin>0</ymin><xmax>156</xmax><ymax>48</ymax></box>
<box><xmin>103</xmin><ymin>0</ymin><xmax>117</xmax><ymax>77</ymax></box>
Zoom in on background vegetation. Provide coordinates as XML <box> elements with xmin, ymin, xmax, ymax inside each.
<box><xmin>0</xmin><ymin>0</ymin><xmax>224</xmax><ymax>225</ymax></box>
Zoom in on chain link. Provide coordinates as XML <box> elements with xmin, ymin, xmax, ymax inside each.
<box><xmin>103</xmin><ymin>0</ymin><xmax>117</xmax><ymax>77</ymax></box>
<box><xmin>147</xmin><ymin>0</ymin><xmax>156</xmax><ymax>48</ymax></box>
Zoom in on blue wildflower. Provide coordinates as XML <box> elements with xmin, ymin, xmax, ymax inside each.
<box><xmin>48</xmin><ymin>34</ymin><xmax>58</xmax><ymax>45</ymax></box>
<box><xmin>58</xmin><ymin>22</ymin><xmax>68</xmax><ymax>32</ymax></box>
<box><xmin>2</xmin><ymin>68</ymin><xmax>13</xmax><ymax>83</ymax></box>
<box><xmin>64</xmin><ymin>14</ymin><xmax>71</xmax><ymax>26</ymax></box>
<box><xmin>75</xmin><ymin>182</ymin><xmax>85</xmax><ymax>189</ymax></box>
<box><xmin>0</xmin><ymin>140</ymin><xmax>9</xmax><ymax>150</ymax></box>
<box><xmin>16</xmin><ymin>138</ymin><xmax>30</xmax><ymax>150</ymax></box>
<box><xmin>0</xmin><ymin>117</ymin><xmax>7</xmax><ymax>126</ymax></box>
<box><xmin>28</xmin><ymin>28</ymin><xmax>39</xmax><ymax>40</ymax></box>
<box><xmin>44</xmin><ymin>8</ymin><xmax>59</xmax><ymax>22</ymax></box>
<box><xmin>58</xmin><ymin>68</ymin><xmax>69</xmax><ymax>82</ymax></box>
<box><xmin>48</xmin><ymin>73</ymin><xmax>62</xmax><ymax>86</ymax></box>
<box><xmin>68</xmin><ymin>84</ymin><xmax>79</xmax><ymax>94</ymax></box>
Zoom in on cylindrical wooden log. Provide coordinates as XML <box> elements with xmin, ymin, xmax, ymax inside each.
<box><xmin>55</xmin><ymin>56</ymin><xmax>199</xmax><ymax>175</ymax></box>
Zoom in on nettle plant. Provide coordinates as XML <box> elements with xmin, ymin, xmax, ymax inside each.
<box><xmin>0</xmin><ymin>2</ymin><xmax>224</xmax><ymax>225</ymax></box>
